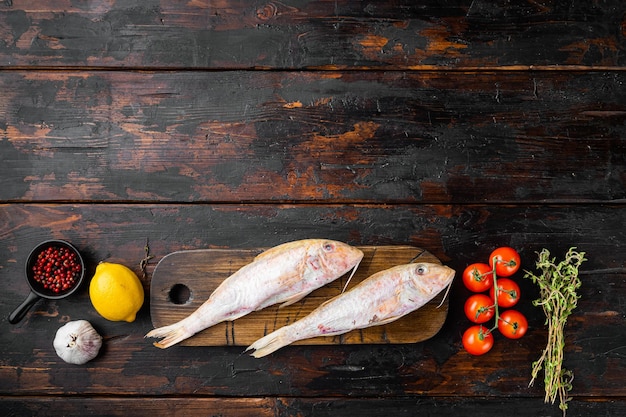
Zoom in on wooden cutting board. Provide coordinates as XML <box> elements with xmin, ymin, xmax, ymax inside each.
<box><xmin>149</xmin><ymin>246</ymin><xmax>451</xmax><ymax>346</ymax></box>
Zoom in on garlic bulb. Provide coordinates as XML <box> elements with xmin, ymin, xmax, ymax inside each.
<box><xmin>53</xmin><ymin>320</ymin><xmax>102</xmax><ymax>365</ymax></box>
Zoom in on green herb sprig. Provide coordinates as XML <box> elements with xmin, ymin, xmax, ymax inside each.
<box><xmin>524</xmin><ymin>247</ymin><xmax>586</xmax><ymax>416</ymax></box>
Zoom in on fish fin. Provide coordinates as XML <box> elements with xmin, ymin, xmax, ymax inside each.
<box><xmin>247</xmin><ymin>328</ymin><xmax>293</xmax><ymax>358</ymax></box>
<box><xmin>314</xmin><ymin>296</ymin><xmax>337</xmax><ymax>310</ymax></box>
<box><xmin>254</xmin><ymin>240</ymin><xmax>305</xmax><ymax>261</ymax></box>
<box><xmin>254</xmin><ymin>272</ymin><xmax>310</xmax><ymax>310</ymax></box>
<box><xmin>145</xmin><ymin>322</ymin><xmax>192</xmax><ymax>349</ymax></box>
<box><xmin>371</xmin><ymin>314</ymin><xmax>403</xmax><ymax>326</ymax></box>
<box><xmin>277</xmin><ymin>289</ymin><xmax>312</xmax><ymax>308</ymax></box>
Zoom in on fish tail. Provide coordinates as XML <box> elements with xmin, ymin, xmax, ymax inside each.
<box><xmin>145</xmin><ymin>321</ymin><xmax>193</xmax><ymax>349</ymax></box>
<box><xmin>246</xmin><ymin>328</ymin><xmax>294</xmax><ymax>358</ymax></box>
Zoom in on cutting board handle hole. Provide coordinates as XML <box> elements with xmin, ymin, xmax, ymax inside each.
<box><xmin>168</xmin><ymin>284</ymin><xmax>192</xmax><ymax>305</ymax></box>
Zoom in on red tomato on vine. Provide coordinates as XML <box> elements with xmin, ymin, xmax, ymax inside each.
<box><xmin>489</xmin><ymin>247</ymin><xmax>521</xmax><ymax>277</ymax></box>
<box><xmin>490</xmin><ymin>277</ymin><xmax>521</xmax><ymax>308</ymax></box>
<box><xmin>462</xmin><ymin>325</ymin><xmax>494</xmax><ymax>356</ymax></box>
<box><xmin>498</xmin><ymin>310</ymin><xmax>528</xmax><ymax>339</ymax></box>
<box><xmin>464</xmin><ymin>294</ymin><xmax>495</xmax><ymax>324</ymax></box>
<box><xmin>462</xmin><ymin>263</ymin><xmax>494</xmax><ymax>293</ymax></box>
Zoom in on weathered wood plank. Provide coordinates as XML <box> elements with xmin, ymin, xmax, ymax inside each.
<box><xmin>1</xmin><ymin>203</ymin><xmax>623</xmax><ymax>275</ymax></box>
<box><xmin>2</xmin><ymin>203</ymin><xmax>624</xmax><ymax>271</ymax></box>
<box><xmin>1</xmin><ymin>71</ymin><xmax>625</xmax><ymax>203</ymax></box>
<box><xmin>0</xmin><ymin>397</ymin><xmax>278</xmax><ymax>417</ymax></box>
<box><xmin>1</xmin><ymin>397</ymin><xmax>624</xmax><ymax>417</ymax></box>
<box><xmin>1</xmin><ymin>204</ymin><xmax>624</xmax><ymax>397</ymax></box>
<box><xmin>1</xmin><ymin>0</ymin><xmax>625</xmax><ymax>69</ymax></box>
<box><xmin>1</xmin><ymin>0</ymin><xmax>624</xmax><ymax>415</ymax></box>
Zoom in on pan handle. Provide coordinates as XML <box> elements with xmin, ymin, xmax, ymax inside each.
<box><xmin>8</xmin><ymin>291</ymin><xmax>41</xmax><ymax>324</ymax></box>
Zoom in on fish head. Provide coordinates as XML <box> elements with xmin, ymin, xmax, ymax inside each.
<box><xmin>407</xmin><ymin>262</ymin><xmax>456</xmax><ymax>297</ymax></box>
<box><xmin>313</xmin><ymin>240</ymin><xmax>364</xmax><ymax>277</ymax></box>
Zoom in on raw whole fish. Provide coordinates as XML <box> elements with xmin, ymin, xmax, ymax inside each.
<box><xmin>246</xmin><ymin>262</ymin><xmax>455</xmax><ymax>357</ymax></box>
<box><xmin>145</xmin><ymin>239</ymin><xmax>363</xmax><ymax>348</ymax></box>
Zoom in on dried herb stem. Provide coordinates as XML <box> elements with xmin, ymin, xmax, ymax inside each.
<box><xmin>525</xmin><ymin>247</ymin><xmax>586</xmax><ymax>416</ymax></box>
<box><xmin>140</xmin><ymin>238</ymin><xmax>154</xmax><ymax>280</ymax></box>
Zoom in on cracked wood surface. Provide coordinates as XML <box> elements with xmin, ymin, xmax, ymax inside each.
<box><xmin>1</xmin><ymin>1</ymin><xmax>625</xmax><ymax>416</ymax></box>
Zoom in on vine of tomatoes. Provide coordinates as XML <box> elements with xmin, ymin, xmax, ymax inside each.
<box><xmin>461</xmin><ymin>246</ymin><xmax>528</xmax><ymax>355</ymax></box>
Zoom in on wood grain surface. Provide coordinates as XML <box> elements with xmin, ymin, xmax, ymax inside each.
<box><xmin>1</xmin><ymin>0</ymin><xmax>625</xmax><ymax>416</ymax></box>
<box><xmin>1</xmin><ymin>70</ymin><xmax>624</xmax><ymax>204</ymax></box>
<box><xmin>1</xmin><ymin>0</ymin><xmax>625</xmax><ymax>69</ymax></box>
<box><xmin>149</xmin><ymin>246</ymin><xmax>448</xmax><ymax>346</ymax></box>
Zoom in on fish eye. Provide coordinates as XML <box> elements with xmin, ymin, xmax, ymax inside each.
<box><xmin>416</xmin><ymin>265</ymin><xmax>428</xmax><ymax>275</ymax></box>
<box><xmin>323</xmin><ymin>243</ymin><xmax>334</xmax><ymax>252</ymax></box>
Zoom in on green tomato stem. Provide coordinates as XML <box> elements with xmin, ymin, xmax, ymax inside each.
<box><xmin>488</xmin><ymin>256</ymin><xmax>502</xmax><ymax>333</ymax></box>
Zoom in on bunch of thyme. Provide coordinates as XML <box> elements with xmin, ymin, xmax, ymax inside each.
<box><xmin>524</xmin><ymin>247</ymin><xmax>586</xmax><ymax>416</ymax></box>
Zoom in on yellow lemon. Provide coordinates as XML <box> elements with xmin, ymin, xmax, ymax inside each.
<box><xmin>89</xmin><ymin>262</ymin><xmax>144</xmax><ymax>322</ymax></box>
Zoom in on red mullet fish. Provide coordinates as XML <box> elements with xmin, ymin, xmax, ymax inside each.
<box><xmin>145</xmin><ymin>239</ymin><xmax>363</xmax><ymax>348</ymax></box>
<box><xmin>247</xmin><ymin>262</ymin><xmax>455</xmax><ymax>357</ymax></box>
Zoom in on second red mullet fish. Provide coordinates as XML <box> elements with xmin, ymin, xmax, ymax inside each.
<box><xmin>145</xmin><ymin>239</ymin><xmax>363</xmax><ymax>348</ymax></box>
<box><xmin>247</xmin><ymin>262</ymin><xmax>455</xmax><ymax>357</ymax></box>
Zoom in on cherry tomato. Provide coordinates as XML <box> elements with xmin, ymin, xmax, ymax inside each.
<box><xmin>462</xmin><ymin>263</ymin><xmax>494</xmax><ymax>292</ymax></box>
<box><xmin>490</xmin><ymin>277</ymin><xmax>521</xmax><ymax>308</ymax></box>
<box><xmin>498</xmin><ymin>310</ymin><xmax>528</xmax><ymax>339</ymax></box>
<box><xmin>464</xmin><ymin>294</ymin><xmax>495</xmax><ymax>324</ymax></box>
<box><xmin>462</xmin><ymin>325</ymin><xmax>494</xmax><ymax>356</ymax></box>
<box><xmin>489</xmin><ymin>247</ymin><xmax>521</xmax><ymax>277</ymax></box>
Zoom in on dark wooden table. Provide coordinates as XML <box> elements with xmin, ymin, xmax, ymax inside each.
<box><xmin>1</xmin><ymin>1</ymin><xmax>625</xmax><ymax>416</ymax></box>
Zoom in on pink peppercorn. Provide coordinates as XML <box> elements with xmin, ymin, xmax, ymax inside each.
<box><xmin>32</xmin><ymin>246</ymin><xmax>81</xmax><ymax>293</ymax></box>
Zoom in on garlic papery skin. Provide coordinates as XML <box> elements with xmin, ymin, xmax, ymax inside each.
<box><xmin>53</xmin><ymin>320</ymin><xmax>102</xmax><ymax>365</ymax></box>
